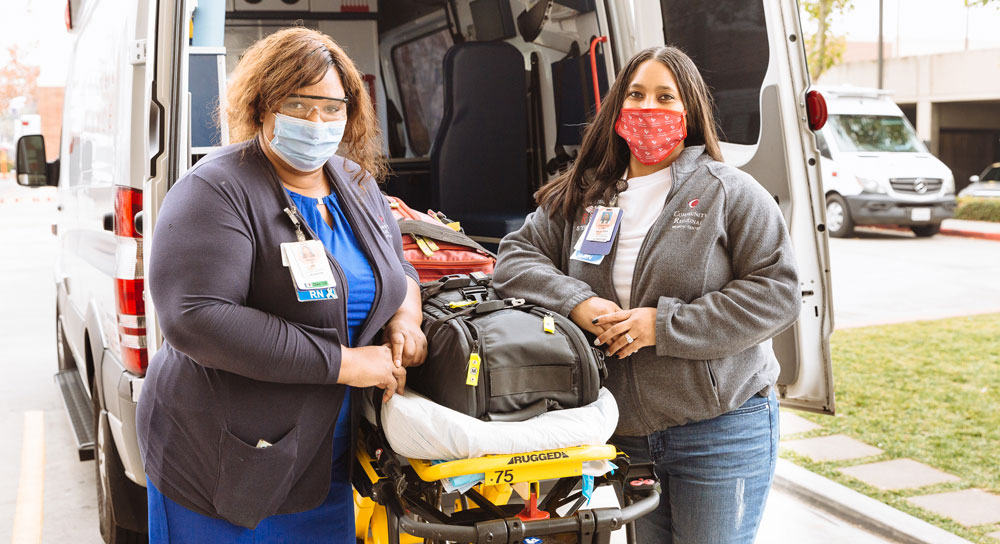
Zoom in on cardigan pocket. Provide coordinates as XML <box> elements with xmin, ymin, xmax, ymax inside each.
<box><xmin>213</xmin><ymin>425</ymin><xmax>300</xmax><ymax>529</ymax></box>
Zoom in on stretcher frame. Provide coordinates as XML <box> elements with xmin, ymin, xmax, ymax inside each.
<box><xmin>352</xmin><ymin>415</ymin><xmax>661</xmax><ymax>544</ymax></box>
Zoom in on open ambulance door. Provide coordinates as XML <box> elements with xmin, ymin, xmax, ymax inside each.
<box><xmin>604</xmin><ymin>0</ymin><xmax>836</xmax><ymax>415</ymax></box>
<box><xmin>143</xmin><ymin>0</ymin><xmax>193</xmax><ymax>358</ymax></box>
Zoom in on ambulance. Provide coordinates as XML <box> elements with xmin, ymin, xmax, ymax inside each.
<box><xmin>17</xmin><ymin>0</ymin><xmax>836</xmax><ymax>539</ymax></box>
<box><xmin>813</xmin><ymin>85</ymin><xmax>957</xmax><ymax>237</ymax></box>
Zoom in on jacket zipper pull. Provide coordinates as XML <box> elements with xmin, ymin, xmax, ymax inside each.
<box><xmin>465</xmin><ymin>340</ymin><xmax>481</xmax><ymax>387</ymax></box>
<box><xmin>283</xmin><ymin>207</ymin><xmax>306</xmax><ymax>242</ymax></box>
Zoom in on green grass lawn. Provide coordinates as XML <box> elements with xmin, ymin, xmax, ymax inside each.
<box><xmin>782</xmin><ymin>313</ymin><xmax>1000</xmax><ymax>543</ymax></box>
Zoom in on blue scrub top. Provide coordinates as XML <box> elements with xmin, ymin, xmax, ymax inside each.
<box><xmin>288</xmin><ymin>188</ymin><xmax>376</xmax><ymax>445</ymax></box>
<box><xmin>287</xmin><ymin>188</ymin><xmax>377</xmax><ymax>347</ymax></box>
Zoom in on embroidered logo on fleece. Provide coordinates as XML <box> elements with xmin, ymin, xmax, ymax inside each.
<box><xmin>671</xmin><ymin>208</ymin><xmax>707</xmax><ymax>231</ymax></box>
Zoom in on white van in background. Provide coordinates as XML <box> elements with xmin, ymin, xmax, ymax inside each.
<box><xmin>814</xmin><ymin>86</ymin><xmax>957</xmax><ymax>237</ymax></box>
<box><xmin>17</xmin><ymin>0</ymin><xmax>837</xmax><ymax>540</ymax></box>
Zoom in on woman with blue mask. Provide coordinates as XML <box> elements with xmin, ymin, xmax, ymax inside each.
<box><xmin>136</xmin><ymin>27</ymin><xmax>426</xmax><ymax>542</ymax></box>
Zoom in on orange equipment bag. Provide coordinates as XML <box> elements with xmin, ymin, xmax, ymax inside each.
<box><xmin>384</xmin><ymin>195</ymin><xmax>496</xmax><ymax>283</ymax></box>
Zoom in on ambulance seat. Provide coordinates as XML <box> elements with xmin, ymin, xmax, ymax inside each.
<box><xmin>430</xmin><ymin>41</ymin><xmax>531</xmax><ymax>241</ymax></box>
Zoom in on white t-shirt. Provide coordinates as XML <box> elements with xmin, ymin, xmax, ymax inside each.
<box><xmin>613</xmin><ymin>167</ymin><xmax>673</xmax><ymax>309</ymax></box>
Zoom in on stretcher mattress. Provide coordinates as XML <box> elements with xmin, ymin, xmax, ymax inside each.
<box><xmin>372</xmin><ymin>387</ymin><xmax>619</xmax><ymax>460</ymax></box>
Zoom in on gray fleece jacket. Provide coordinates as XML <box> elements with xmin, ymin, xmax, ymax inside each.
<box><xmin>494</xmin><ymin>146</ymin><xmax>800</xmax><ymax>436</ymax></box>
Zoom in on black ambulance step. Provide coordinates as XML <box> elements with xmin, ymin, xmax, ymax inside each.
<box><xmin>54</xmin><ymin>369</ymin><xmax>95</xmax><ymax>461</ymax></box>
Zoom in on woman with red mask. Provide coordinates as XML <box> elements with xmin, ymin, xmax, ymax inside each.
<box><xmin>494</xmin><ymin>46</ymin><xmax>799</xmax><ymax>543</ymax></box>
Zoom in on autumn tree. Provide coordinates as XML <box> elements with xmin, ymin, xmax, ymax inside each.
<box><xmin>802</xmin><ymin>0</ymin><xmax>854</xmax><ymax>79</ymax></box>
<box><xmin>0</xmin><ymin>46</ymin><xmax>40</xmax><ymax>115</ymax></box>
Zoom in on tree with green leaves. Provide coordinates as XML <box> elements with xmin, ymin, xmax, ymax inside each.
<box><xmin>802</xmin><ymin>0</ymin><xmax>854</xmax><ymax>80</ymax></box>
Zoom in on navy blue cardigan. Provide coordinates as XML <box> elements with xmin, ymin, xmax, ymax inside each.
<box><xmin>136</xmin><ymin>139</ymin><xmax>417</xmax><ymax>528</ymax></box>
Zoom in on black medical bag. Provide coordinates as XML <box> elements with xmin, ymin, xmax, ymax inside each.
<box><xmin>406</xmin><ymin>273</ymin><xmax>606</xmax><ymax>422</ymax></box>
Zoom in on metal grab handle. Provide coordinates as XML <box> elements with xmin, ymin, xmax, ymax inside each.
<box><xmin>590</xmin><ymin>36</ymin><xmax>609</xmax><ymax>112</ymax></box>
<box><xmin>395</xmin><ymin>487</ymin><xmax>660</xmax><ymax>543</ymax></box>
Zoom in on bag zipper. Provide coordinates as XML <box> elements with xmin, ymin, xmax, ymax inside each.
<box><xmin>464</xmin><ymin>321</ymin><xmax>487</xmax><ymax>417</ymax></box>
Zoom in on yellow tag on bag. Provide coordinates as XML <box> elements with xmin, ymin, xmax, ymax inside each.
<box><xmin>543</xmin><ymin>315</ymin><xmax>555</xmax><ymax>334</ymax></box>
<box><xmin>465</xmin><ymin>353</ymin><xmax>481</xmax><ymax>386</ymax></box>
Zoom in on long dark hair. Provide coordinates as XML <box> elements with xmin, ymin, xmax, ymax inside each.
<box><xmin>536</xmin><ymin>46</ymin><xmax>723</xmax><ymax>220</ymax></box>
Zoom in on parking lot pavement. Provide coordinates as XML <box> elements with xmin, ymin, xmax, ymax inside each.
<box><xmin>829</xmin><ymin>228</ymin><xmax>1000</xmax><ymax>329</ymax></box>
<box><xmin>0</xmin><ymin>183</ymin><xmax>102</xmax><ymax>543</ymax></box>
<box><xmin>757</xmin><ymin>484</ymin><xmax>894</xmax><ymax>544</ymax></box>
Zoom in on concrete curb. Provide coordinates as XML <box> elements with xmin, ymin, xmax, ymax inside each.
<box><xmin>773</xmin><ymin>459</ymin><xmax>973</xmax><ymax>544</ymax></box>
<box><xmin>940</xmin><ymin>228</ymin><xmax>1000</xmax><ymax>241</ymax></box>
<box><xmin>863</xmin><ymin>223</ymin><xmax>1000</xmax><ymax>241</ymax></box>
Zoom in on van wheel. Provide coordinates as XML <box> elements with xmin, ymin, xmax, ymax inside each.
<box><xmin>94</xmin><ymin>387</ymin><xmax>148</xmax><ymax>543</ymax></box>
<box><xmin>55</xmin><ymin>304</ymin><xmax>74</xmax><ymax>371</ymax></box>
<box><xmin>825</xmin><ymin>194</ymin><xmax>854</xmax><ymax>238</ymax></box>
<box><xmin>911</xmin><ymin>224</ymin><xmax>941</xmax><ymax>237</ymax></box>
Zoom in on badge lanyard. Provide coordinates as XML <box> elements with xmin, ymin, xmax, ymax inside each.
<box><xmin>281</xmin><ymin>205</ymin><xmax>339</xmax><ymax>302</ymax></box>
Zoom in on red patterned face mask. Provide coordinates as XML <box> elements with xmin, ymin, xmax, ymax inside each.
<box><xmin>615</xmin><ymin>108</ymin><xmax>687</xmax><ymax>165</ymax></box>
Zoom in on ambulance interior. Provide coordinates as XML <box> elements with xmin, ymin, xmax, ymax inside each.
<box><xmin>198</xmin><ymin>0</ymin><xmax>771</xmax><ymax>244</ymax></box>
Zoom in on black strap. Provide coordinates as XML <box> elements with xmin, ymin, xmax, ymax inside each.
<box><xmin>424</xmin><ymin>298</ymin><xmax>521</xmax><ymax>339</ymax></box>
<box><xmin>489</xmin><ymin>366</ymin><xmax>573</xmax><ymax>396</ymax></box>
<box><xmin>397</xmin><ymin>219</ymin><xmax>497</xmax><ymax>258</ymax></box>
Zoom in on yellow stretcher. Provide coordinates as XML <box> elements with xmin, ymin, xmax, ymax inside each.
<box><xmin>353</xmin><ymin>416</ymin><xmax>660</xmax><ymax>544</ymax></box>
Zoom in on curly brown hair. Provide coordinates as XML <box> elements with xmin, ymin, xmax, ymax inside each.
<box><xmin>226</xmin><ymin>27</ymin><xmax>387</xmax><ymax>183</ymax></box>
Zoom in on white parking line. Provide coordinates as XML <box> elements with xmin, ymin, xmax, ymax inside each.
<box><xmin>11</xmin><ymin>411</ymin><xmax>44</xmax><ymax>544</ymax></box>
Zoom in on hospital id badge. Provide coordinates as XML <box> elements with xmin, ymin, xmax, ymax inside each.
<box><xmin>580</xmin><ymin>206</ymin><xmax>622</xmax><ymax>256</ymax></box>
<box><xmin>585</xmin><ymin>207</ymin><xmax>621</xmax><ymax>243</ymax></box>
<box><xmin>570</xmin><ymin>227</ymin><xmax>605</xmax><ymax>265</ymax></box>
<box><xmin>281</xmin><ymin>240</ymin><xmax>337</xmax><ymax>291</ymax></box>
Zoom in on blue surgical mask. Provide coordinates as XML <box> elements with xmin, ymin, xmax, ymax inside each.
<box><xmin>267</xmin><ymin>113</ymin><xmax>347</xmax><ymax>172</ymax></box>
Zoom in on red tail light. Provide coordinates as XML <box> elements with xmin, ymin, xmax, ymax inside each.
<box><xmin>113</xmin><ymin>186</ymin><xmax>147</xmax><ymax>375</ymax></box>
<box><xmin>115</xmin><ymin>278</ymin><xmax>145</xmax><ymax>316</ymax></box>
<box><xmin>806</xmin><ymin>90</ymin><xmax>828</xmax><ymax>131</ymax></box>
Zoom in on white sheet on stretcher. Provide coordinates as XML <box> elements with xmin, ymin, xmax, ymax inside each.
<box><xmin>373</xmin><ymin>387</ymin><xmax>619</xmax><ymax>461</ymax></box>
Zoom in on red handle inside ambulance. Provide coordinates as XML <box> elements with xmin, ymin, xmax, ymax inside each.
<box><xmin>591</xmin><ymin>36</ymin><xmax>608</xmax><ymax>112</ymax></box>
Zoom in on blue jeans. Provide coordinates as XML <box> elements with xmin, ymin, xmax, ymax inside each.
<box><xmin>613</xmin><ymin>391</ymin><xmax>779</xmax><ymax>544</ymax></box>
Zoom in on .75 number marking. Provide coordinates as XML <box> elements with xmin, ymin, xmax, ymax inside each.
<box><xmin>493</xmin><ymin>469</ymin><xmax>514</xmax><ymax>483</ymax></box>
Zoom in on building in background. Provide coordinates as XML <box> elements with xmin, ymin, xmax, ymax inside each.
<box><xmin>37</xmin><ymin>86</ymin><xmax>63</xmax><ymax>161</ymax></box>
<box><xmin>819</xmin><ymin>47</ymin><xmax>1000</xmax><ymax>194</ymax></box>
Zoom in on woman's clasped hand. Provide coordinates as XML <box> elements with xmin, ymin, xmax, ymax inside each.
<box><xmin>592</xmin><ymin>307</ymin><xmax>657</xmax><ymax>359</ymax></box>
